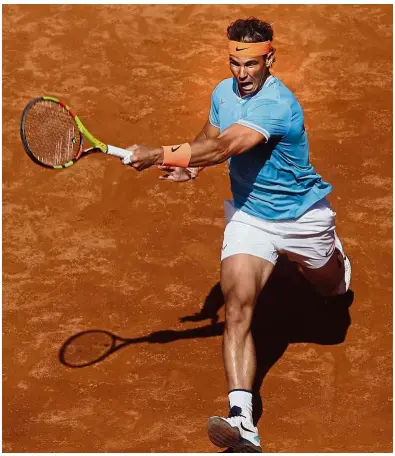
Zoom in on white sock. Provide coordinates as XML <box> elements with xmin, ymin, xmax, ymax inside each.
<box><xmin>228</xmin><ymin>390</ymin><xmax>253</xmax><ymax>423</ymax></box>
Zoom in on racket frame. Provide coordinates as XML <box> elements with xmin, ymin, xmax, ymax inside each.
<box><xmin>21</xmin><ymin>96</ymin><xmax>117</xmax><ymax>169</ymax></box>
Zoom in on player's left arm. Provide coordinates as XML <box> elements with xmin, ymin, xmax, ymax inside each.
<box><xmin>184</xmin><ymin>100</ymin><xmax>292</xmax><ymax>167</ymax></box>
<box><xmin>127</xmin><ymin>100</ymin><xmax>291</xmax><ymax>171</ymax></box>
<box><xmin>188</xmin><ymin>123</ymin><xmax>266</xmax><ymax>167</ymax></box>
<box><xmin>128</xmin><ymin>123</ymin><xmax>265</xmax><ymax>171</ymax></box>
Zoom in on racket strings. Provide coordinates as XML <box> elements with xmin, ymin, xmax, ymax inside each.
<box><xmin>24</xmin><ymin>100</ymin><xmax>82</xmax><ymax>166</ymax></box>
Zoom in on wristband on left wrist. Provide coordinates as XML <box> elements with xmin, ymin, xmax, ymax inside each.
<box><xmin>162</xmin><ymin>143</ymin><xmax>191</xmax><ymax>168</ymax></box>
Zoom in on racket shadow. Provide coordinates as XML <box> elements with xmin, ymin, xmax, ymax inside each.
<box><xmin>58</xmin><ymin>256</ymin><xmax>354</xmax><ymax>422</ymax></box>
<box><xmin>58</xmin><ymin>323</ymin><xmax>225</xmax><ymax>369</ymax></box>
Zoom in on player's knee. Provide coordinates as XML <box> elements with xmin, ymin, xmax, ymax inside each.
<box><xmin>301</xmin><ymin>248</ymin><xmax>345</xmax><ymax>297</ymax></box>
<box><xmin>224</xmin><ymin>288</ymin><xmax>255</xmax><ymax>328</ymax></box>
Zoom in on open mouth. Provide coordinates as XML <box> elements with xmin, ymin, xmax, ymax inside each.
<box><xmin>240</xmin><ymin>81</ymin><xmax>254</xmax><ymax>91</ymax></box>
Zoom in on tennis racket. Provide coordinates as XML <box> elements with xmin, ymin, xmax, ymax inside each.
<box><xmin>20</xmin><ymin>96</ymin><xmax>133</xmax><ymax>169</ymax></box>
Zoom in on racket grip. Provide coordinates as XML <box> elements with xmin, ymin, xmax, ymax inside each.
<box><xmin>107</xmin><ymin>145</ymin><xmax>133</xmax><ymax>164</ymax></box>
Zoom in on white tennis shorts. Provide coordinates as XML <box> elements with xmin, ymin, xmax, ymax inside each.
<box><xmin>221</xmin><ymin>199</ymin><xmax>337</xmax><ymax>269</ymax></box>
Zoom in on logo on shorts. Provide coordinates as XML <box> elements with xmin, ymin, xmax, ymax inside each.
<box><xmin>222</xmin><ymin>243</ymin><xmax>227</xmax><ymax>251</ymax></box>
<box><xmin>236</xmin><ymin>46</ymin><xmax>249</xmax><ymax>51</ymax></box>
<box><xmin>220</xmin><ymin>98</ymin><xmax>225</xmax><ymax>105</ymax></box>
<box><xmin>171</xmin><ymin>145</ymin><xmax>181</xmax><ymax>152</ymax></box>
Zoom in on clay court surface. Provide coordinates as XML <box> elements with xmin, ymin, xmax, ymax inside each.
<box><xmin>2</xmin><ymin>4</ymin><xmax>393</xmax><ymax>453</ymax></box>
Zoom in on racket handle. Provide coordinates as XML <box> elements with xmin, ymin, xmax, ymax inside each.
<box><xmin>107</xmin><ymin>145</ymin><xmax>133</xmax><ymax>164</ymax></box>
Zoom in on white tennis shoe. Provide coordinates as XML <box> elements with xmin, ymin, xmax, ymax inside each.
<box><xmin>343</xmin><ymin>254</ymin><xmax>352</xmax><ymax>291</ymax></box>
<box><xmin>336</xmin><ymin>253</ymin><xmax>351</xmax><ymax>295</ymax></box>
<box><xmin>208</xmin><ymin>406</ymin><xmax>262</xmax><ymax>453</ymax></box>
<box><xmin>334</xmin><ymin>233</ymin><xmax>351</xmax><ymax>295</ymax></box>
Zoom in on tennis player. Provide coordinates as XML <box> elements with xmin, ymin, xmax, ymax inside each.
<box><xmin>124</xmin><ymin>17</ymin><xmax>351</xmax><ymax>453</ymax></box>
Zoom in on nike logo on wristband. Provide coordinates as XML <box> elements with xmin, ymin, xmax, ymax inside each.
<box><xmin>240</xmin><ymin>423</ymin><xmax>255</xmax><ymax>433</ymax></box>
<box><xmin>171</xmin><ymin>145</ymin><xmax>181</xmax><ymax>152</ymax></box>
<box><xmin>236</xmin><ymin>46</ymin><xmax>249</xmax><ymax>51</ymax></box>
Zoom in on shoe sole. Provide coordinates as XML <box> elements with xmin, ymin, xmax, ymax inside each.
<box><xmin>207</xmin><ymin>417</ymin><xmax>262</xmax><ymax>453</ymax></box>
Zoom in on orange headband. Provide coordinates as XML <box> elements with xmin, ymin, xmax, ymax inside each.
<box><xmin>229</xmin><ymin>40</ymin><xmax>271</xmax><ymax>56</ymax></box>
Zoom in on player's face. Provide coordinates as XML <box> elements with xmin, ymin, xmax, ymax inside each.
<box><xmin>229</xmin><ymin>55</ymin><xmax>267</xmax><ymax>97</ymax></box>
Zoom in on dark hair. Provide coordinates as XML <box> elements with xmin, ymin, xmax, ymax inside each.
<box><xmin>227</xmin><ymin>17</ymin><xmax>274</xmax><ymax>43</ymax></box>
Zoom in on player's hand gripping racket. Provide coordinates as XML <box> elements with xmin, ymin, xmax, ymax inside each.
<box><xmin>20</xmin><ymin>96</ymin><xmax>133</xmax><ymax>168</ymax></box>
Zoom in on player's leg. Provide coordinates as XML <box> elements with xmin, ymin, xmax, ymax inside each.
<box><xmin>300</xmin><ymin>231</ymin><xmax>351</xmax><ymax>296</ymax></box>
<box><xmin>208</xmin><ymin>254</ymin><xmax>274</xmax><ymax>453</ymax></box>
<box><xmin>283</xmin><ymin>199</ymin><xmax>351</xmax><ymax>296</ymax></box>
<box><xmin>208</xmin><ymin>201</ymin><xmax>278</xmax><ymax>452</ymax></box>
<box><xmin>221</xmin><ymin>253</ymin><xmax>275</xmax><ymax>392</ymax></box>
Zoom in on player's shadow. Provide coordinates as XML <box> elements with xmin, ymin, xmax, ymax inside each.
<box><xmin>59</xmin><ymin>256</ymin><xmax>353</xmax><ymax>428</ymax></box>
<box><xmin>178</xmin><ymin>255</ymin><xmax>354</xmax><ymax>426</ymax></box>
